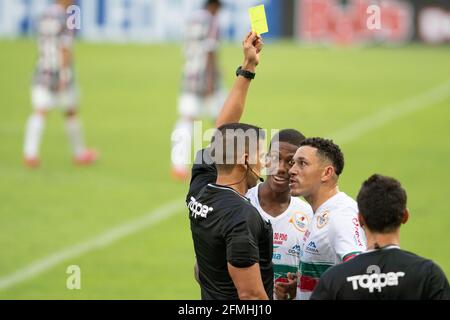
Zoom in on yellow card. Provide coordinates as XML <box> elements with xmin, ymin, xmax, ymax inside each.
<box><xmin>248</xmin><ymin>4</ymin><xmax>268</xmax><ymax>35</ymax></box>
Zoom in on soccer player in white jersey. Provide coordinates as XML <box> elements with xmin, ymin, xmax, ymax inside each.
<box><xmin>288</xmin><ymin>137</ymin><xmax>366</xmax><ymax>300</ymax></box>
<box><xmin>246</xmin><ymin>129</ymin><xmax>313</xmax><ymax>300</ymax></box>
<box><xmin>170</xmin><ymin>0</ymin><xmax>226</xmax><ymax>180</ymax></box>
<box><xmin>23</xmin><ymin>0</ymin><xmax>96</xmax><ymax>168</ymax></box>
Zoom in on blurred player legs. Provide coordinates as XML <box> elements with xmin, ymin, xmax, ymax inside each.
<box><xmin>24</xmin><ymin>85</ymin><xmax>97</xmax><ymax>167</ymax></box>
<box><xmin>23</xmin><ymin>0</ymin><xmax>97</xmax><ymax>168</ymax></box>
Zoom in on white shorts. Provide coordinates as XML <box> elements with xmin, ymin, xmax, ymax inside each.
<box><xmin>31</xmin><ymin>85</ymin><xmax>79</xmax><ymax>111</ymax></box>
<box><xmin>177</xmin><ymin>89</ymin><xmax>227</xmax><ymax>119</ymax></box>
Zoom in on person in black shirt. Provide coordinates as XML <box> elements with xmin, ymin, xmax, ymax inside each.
<box><xmin>311</xmin><ymin>174</ymin><xmax>450</xmax><ymax>300</ymax></box>
<box><xmin>187</xmin><ymin>32</ymin><xmax>273</xmax><ymax>300</ymax></box>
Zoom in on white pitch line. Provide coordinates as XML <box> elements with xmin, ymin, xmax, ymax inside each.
<box><xmin>330</xmin><ymin>79</ymin><xmax>450</xmax><ymax>144</ymax></box>
<box><xmin>0</xmin><ymin>199</ymin><xmax>184</xmax><ymax>291</ymax></box>
<box><xmin>1</xmin><ymin>79</ymin><xmax>449</xmax><ymax>292</ymax></box>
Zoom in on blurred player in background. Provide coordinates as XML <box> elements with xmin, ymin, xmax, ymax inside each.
<box><xmin>171</xmin><ymin>0</ymin><xmax>226</xmax><ymax>180</ymax></box>
<box><xmin>23</xmin><ymin>0</ymin><xmax>97</xmax><ymax>168</ymax></box>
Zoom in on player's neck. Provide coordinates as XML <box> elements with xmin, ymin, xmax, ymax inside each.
<box><xmin>365</xmin><ymin>229</ymin><xmax>401</xmax><ymax>250</ymax></box>
<box><xmin>216</xmin><ymin>173</ymin><xmax>248</xmax><ymax>196</ymax></box>
<box><xmin>307</xmin><ymin>185</ymin><xmax>339</xmax><ymax>213</ymax></box>
<box><xmin>258</xmin><ymin>181</ymin><xmax>291</xmax><ymax>217</ymax></box>
<box><xmin>259</xmin><ymin>181</ymin><xmax>290</xmax><ymax>203</ymax></box>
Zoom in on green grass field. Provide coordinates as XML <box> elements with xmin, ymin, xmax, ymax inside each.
<box><xmin>0</xmin><ymin>39</ymin><xmax>449</xmax><ymax>299</ymax></box>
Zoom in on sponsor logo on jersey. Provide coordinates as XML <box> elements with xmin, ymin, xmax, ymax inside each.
<box><xmin>287</xmin><ymin>244</ymin><xmax>301</xmax><ymax>257</ymax></box>
<box><xmin>273</xmin><ymin>232</ymin><xmax>288</xmax><ymax>245</ymax></box>
<box><xmin>188</xmin><ymin>196</ymin><xmax>213</xmax><ymax>219</ymax></box>
<box><xmin>317</xmin><ymin>211</ymin><xmax>329</xmax><ymax>229</ymax></box>
<box><xmin>272</xmin><ymin>245</ymin><xmax>282</xmax><ymax>260</ymax></box>
<box><xmin>290</xmin><ymin>212</ymin><xmax>310</xmax><ymax>232</ymax></box>
<box><xmin>346</xmin><ymin>264</ymin><xmax>405</xmax><ymax>293</ymax></box>
<box><xmin>305</xmin><ymin>241</ymin><xmax>319</xmax><ymax>254</ymax></box>
<box><xmin>352</xmin><ymin>217</ymin><xmax>365</xmax><ymax>248</ymax></box>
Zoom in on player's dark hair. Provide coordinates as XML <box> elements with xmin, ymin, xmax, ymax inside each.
<box><xmin>211</xmin><ymin>123</ymin><xmax>265</xmax><ymax>173</ymax></box>
<box><xmin>269</xmin><ymin>129</ymin><xmax>305</xmax><ymax>150</ymax></box>
<box><xmin>357</xmin><ymin>174</ymin><xmax>407</xmax><ymax>233</ymax></box>
<box><xmin>300</xmin><ymin>137</ymin><xmax>344</xmax><ymax>176</ymax></box>
<box><xmin>204</xmin><ymin>0</ymin><xmax>222</xmax><ymax>8</ymax></box>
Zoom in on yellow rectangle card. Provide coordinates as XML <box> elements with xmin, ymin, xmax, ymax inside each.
<box><xmin>248</xmin><ymin>4</ymin><xmax>269</xmax><ymax>35</ymax></box>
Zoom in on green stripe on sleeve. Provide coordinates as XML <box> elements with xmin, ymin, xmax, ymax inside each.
<box><xmin>299</xmin><ymin>262</ymin><xmax>334</xmax><ymax>278</ymax></box>
<box><xmin>273</xmin><ymin>264</ymin><xmax>298</xmax><ymax>279</ymax></box>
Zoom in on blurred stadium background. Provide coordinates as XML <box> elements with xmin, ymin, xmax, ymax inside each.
<box><xmin>0</xmin><ymin>0</ymin><xmax>449</xmax><ymax>299</ymax></box>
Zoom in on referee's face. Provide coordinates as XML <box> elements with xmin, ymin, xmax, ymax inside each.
<box><xmin>289</xmin><ymin>146</ymin><xmax>323</xmax><ymax>197</ymax></box>
<box><xmin>246</xmin><ymin>140</ymin><xmax>266</xmax><ymax>188</ymax></box>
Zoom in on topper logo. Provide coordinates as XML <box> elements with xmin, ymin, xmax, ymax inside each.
<box><xmin>188</xmin><ymin>197</ymin><xmax>213</xmax><ymax>219</ymax></box>
<box><xmin>346</xmin><ymin>265</ymin><xmax>405</xmax><ymax>293</ymax></box>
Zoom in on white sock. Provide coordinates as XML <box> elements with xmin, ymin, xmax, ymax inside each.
<box><xmin>171</xmin><ymin>118</ymin><xmax>193</xmax><ymax>170</ymax></box>
<box><xmin>24</xmin><ymin>113</ymin><xmax>45</xmax><ymax>158</ymax></box>
<box><xmin>65</xmin><ymin>117</ymin><xmax>85</xmax><ymax>157</ymax></box>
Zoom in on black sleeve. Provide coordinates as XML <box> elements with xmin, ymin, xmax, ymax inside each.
<box><xmin>310</xmin><ymin>272</ymin><xmax>334</xmax><ymax>300</ymax></box>
<box><xmin>223</xmin><ymin>206</ymin><xmax>261</xmax><ymax>268</ymax></box>
<box><xmin>187</xmin><ymin>148</ymin><xmax>217</xmax><ymax>201</ymax></box>
<box><xmin>423</xmin><ymin>261</ymin><xmax>450</xmax><ymax>300</ymax></box>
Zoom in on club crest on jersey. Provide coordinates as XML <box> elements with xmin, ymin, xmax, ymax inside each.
<box><xmin>317</xmin><ymin>211</ymin><xmax>329</xmax><ymax>229</ymax></box>
<box><xmin>290</xmin><ymin>212</ymin><xmax>309</xmax><ymax>232</ymax></box>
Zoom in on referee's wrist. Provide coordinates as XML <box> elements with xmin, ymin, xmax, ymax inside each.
<box><xmin>241</xmin><ymin>61</ymin><xmax>256</xmax><ymax>73</ymax></box>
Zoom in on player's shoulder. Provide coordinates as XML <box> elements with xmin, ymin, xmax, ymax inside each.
<box><xmin>327</xmin><ymin>192</ymin><xmax>358</xmax><ymax>220</ymax></box>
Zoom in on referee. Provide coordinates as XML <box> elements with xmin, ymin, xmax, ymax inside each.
<box><xmin>188</xmin><ymin>32</ymin><xmax>273</xmax><ymax>300</ymax></box>
<box><xmin>311</xmin><ymin>174</ymin><xmax>450</xmax><ymax>300</ymax></box>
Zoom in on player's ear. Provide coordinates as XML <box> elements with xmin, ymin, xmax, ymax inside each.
<box><xmin>402</xmin><ymin>209</ymin><xmax>409</xmax><ymax>225</ymax></box>
<box><xmin>358</xmin><ymin>212</ymin><xmax>365</xmax><ymax>229</ymax></box>
<box><xmin>241</xmin><ymin>153</ymin><xmax>249</xmax><ymax>169</ymax></box>
<box><xmin>321</xmin><ymin>165</ymin><xmax>335</xmax><ymax>182</ymax></box>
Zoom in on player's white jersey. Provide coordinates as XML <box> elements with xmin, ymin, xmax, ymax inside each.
<box><xmin>182</xmin><ymin>8</ymin><xmax>221</xmax><ymax>95</ymax></box>
<box><xmin>33</xmin><ymin>4</ymin><xmax>74</xmax><ymax>90</ymax></box>
<box><xmin>297</xmin><ymin>192</ymin><xmax>366</xmax><ymax>300</ymax></box>
<box><xmin>246</xmin><ymin>185</ymin><xmax>313</xmax><ymax>299</ymax></box>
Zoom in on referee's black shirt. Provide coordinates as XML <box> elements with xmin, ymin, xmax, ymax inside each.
<box><xmin>187</xmin><ymin>149</ymin><xmax>273</xmax><ymax>300</ymax></box>
<box><xmin>311</xmin><ymin>246</ymin><xmax>450</xmax><ymax>300</ymax></box>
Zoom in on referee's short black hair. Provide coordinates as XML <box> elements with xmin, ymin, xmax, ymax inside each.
<box><xmin>211</xmin><ymin>123</ymin><xmax>265</xmax><ymax>173</ymax></box>
<box><xmin>357</xmin><ymin>174</ymin><xmax>408</xmax><ymax>233</ymax></box>
<box><xmin>269</xmin><ymin>129</ymin><xmax>305</xmax><ymax>150</ymax></box>
<box><xmin>300</xmin><ymin>137</ymin><xmax>344</xmax><ymax>176</ymax></box>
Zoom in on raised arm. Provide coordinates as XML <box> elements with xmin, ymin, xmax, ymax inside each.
<box><xmin>215</xmin><ymin>32</ymin><xmax>263</xmax><ymax>128</ymax></box>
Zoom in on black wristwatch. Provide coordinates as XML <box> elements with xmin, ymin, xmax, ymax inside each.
<box><xmin>236</xmin><ymin>66</ymin><xmax>256</xmax><ymax>80</ymax></box>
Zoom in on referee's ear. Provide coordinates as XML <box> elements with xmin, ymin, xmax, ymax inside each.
<box><xmin>402</xmin><ymin>209</ymin><xmax>409</xmax><ymax>225</ymax></box>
